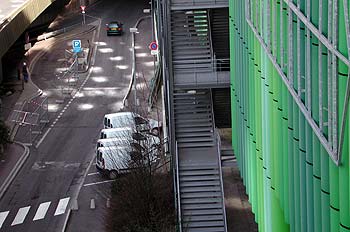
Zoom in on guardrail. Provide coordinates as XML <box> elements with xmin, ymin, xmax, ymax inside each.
<box><xmin>215</xmin><ymin>128</ymin><xmax>228</xmax><ymax>232</ymax></box>
<box><xmin>174</xmin><ymin>140</ymin><xmax>182</xmax><ymax>232</ymax></box>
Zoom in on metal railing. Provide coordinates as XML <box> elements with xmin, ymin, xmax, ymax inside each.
<box><xmin>173</xmin><ymin>140</ymin><xmax>182</xmax><ymax>232</ymax></box>
<box><xmin>215</xmin><ymin>128</ymin><xmax>228</xmax><ymax>232</ymax></box>
<box><xmin>171</xmin><ymin>0</ymin><xmax>229</xmax><ymax>9</ymax></box>
<box><xmin>174</xmin><ymin>58</ymin><xmax>230</xmax><ymax>87</ymax></box>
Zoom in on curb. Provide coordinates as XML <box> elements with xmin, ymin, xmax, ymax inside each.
<box><xmin>0</xmin><ymin>142</ymin><xmax>29</xmax><ymax>200</ymax></box>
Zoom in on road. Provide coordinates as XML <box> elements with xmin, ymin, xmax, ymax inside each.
<box><xmin>0</xmin><ymin>0</ymin><xmax>150</xmax><ymax>231</ymax></box>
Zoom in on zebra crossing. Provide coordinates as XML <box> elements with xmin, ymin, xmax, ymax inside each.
<box><xmin>0</xmin><ymin>197</ymin><xmax>70</xmax><ymax>229</ymax></box>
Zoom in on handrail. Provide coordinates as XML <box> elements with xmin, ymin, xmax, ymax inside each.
<box><xmin>215</xmin><ymin>128</ymin><xmax>228</xmax><ymax>232</ymax></box>
<box><xmin>175</xmin><ymin>140</ymin><xmax>182</xmax><ymax>232</ymax></box>
<box><xmin>207</xmin><ymin>9</ymin><xmax>215</xmax><ymax>63</ymax></box>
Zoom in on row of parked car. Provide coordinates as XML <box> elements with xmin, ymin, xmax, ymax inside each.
<box><xmin>96</xmin><ymin>112</ymin><xmax>161</xmax><ymax>179</ymax></box>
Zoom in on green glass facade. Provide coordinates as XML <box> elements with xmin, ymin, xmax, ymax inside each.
<box><xmin>230</xmin><ymin>1</ymin><xmax>350</xmax><ymax>231</ymax></box>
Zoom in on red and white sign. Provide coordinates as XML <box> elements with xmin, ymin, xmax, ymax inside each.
<box><xmin>149</xmin><ymin>41</ymin><xmax>158</xmax><ymax>50</ymax></box>
<box><xmin>80</xmin><ymin>5</ymin><xmax>86</xmax><ymax>14</ymax></box>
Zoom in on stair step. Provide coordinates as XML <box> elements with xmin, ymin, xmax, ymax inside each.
<box><xmin>180</xmin><ymin>186</ymin><xmax>221</xmax><ymax>193</ymax></box>
<box><xmin>181</xmin><ymin>191</ymin><xmax>222</xmax><ymax>198</ymax></box>
<box><xmin>174</xmin><ymin>105</ymin><xmax>211</xmax><ymax>110</ymax></box>
<box><xmin>182</xmin><ymin>197</ymin><xmax>222</xmax><ymax>204</ymax></box>
<box><xmin>181</xmin><ymin>220</ymin><xmax>225</xmax><ymax>228</ymax></box>
<box><xmin>182</xmin><ymin>214</ymin><xmax>224</xmax><ymax>222</ymax></box>
<box><xmin>175</xmin><ymin>116</ymin><xmax>212</xmax><ymax>122</ymax></box>
<box><xmin>177</xmin><ymin>137</ymin><xmax>214</xmax><ymax>143</ymax></box>
<box><xmin>175</xmin><ymin>120</ymin><xmax>212</xmax><ymax>126</ymax></box>
<box><xmin>173</xmin><ymin>54</ymin><xmax>211</xmax><ymax>60</ymax></box>
<box><xmin>173</xmin><ymin>45</ymin><xmax>210</xmax><ymax>50</ymax></box>
<box><xmin>178</xmin><ymin>142</ymin><xmax>215</xmax><ymax>148</ymax></box>
<box><xmin>180</xmin><ymin>164</ymin><xmax>218</xmax><ymax>170</ymax></box>
<box><xmin>175</xmin><ymin>122</ymin><xmax>213</xmax><ymax>128</ymax></box>
<box><xmin>176</xmin><ymin>127</ymin><xmax>213</xmax><ymax>133</ymax></box>
<box><xmin>180</xmin><ymin>169</ymin><xmax>219</xmax><ymax>176</ymax></box>
<box><xmin>174</xmin><ymin>108</ymin><xmax>211</xmax><ymax>114</ymax></box>
<box><xmin>181</xmin><ymin>227</ymin><xmax>225</xmax><ymax>232</ymax></box>
<box><xmin>182</xmin><ymin>208</ymin><xmax>223</xmax><ymax>216</ymax></box>
<box><xmin>174</xmin><ymin>91</ymin><xmax>208</xmax><ymax>96</ymax></box>
<box><xmin>182</xmin><ymin>203</ymin><xmax>223</xmax><ymax>210</ymax></box>
<box><xmin>181</xmin><ymin>175</ymin><xmax>219</xmax><ymax>181</ymax></box>
<box><xmin>180</xmin><ymin>180</ymin><xmax>220</xmax><ymax>187</ymax></box>
<box><xmin>176</xmin><ymin>132</ymin><xmax>213</xmax><ymax>138</ymax></box>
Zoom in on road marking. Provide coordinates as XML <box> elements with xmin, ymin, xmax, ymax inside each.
<box><xmin>87</xmin><ymin>172</ymin><xmax>100</xmax><ymax>176</ymax></box>
<box><xmin>83</xmin><ymin>179</ymin><xmax>115</xmax><ymax>187</ymax></box>
<box><xmin>11</xmin><ymin>206</ymin><xmax>30</xmax><ymax>226</ymax></box>
<box><xmin>33</xmin><ymin>202</ymin><xmax>51</xmax><ymax>221</ymax></box>
<box><xmin>35</xmin><ymin>128</ymin><xmax>52</xmax><ymax>148</ymax></box>
<box><xmin>54</xmin><ymin>197</ymin><xmax>70</xmax><ymax>216</ymax></box>
<box><xmin>0</xmin><ymin>211</ymin><xmax>9</xmax><ymax>228</ymax></box>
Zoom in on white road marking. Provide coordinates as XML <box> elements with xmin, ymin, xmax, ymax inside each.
<box><xmin>0</xmin><ymin>211</ymin><xmax>9</xmax><ymax>228</ymax></box>
<box><xmin>87</xmin><ymin>172</ymin><xmax>100</xmax><ymax>176</ymax></box>
<box><xmin>11</xmin><ymin>206</ymin><xmax>30</xmax><ymax>226</ymax></box>
<box><xmin>35</xmin><ymin>128</ymin><xmax>52</xmax><ymax>148</ymax></box>
<box><xmin>83</xmin><ymin>179</ymin><xmax>115</xmax><ymax>187</ymax></box>
<box><xmin>54</xmin><ymin>197</ymin><xmax>70</xmax><ymax>216</ymax></box>
<box><xmin>33</xmin><ymin>202</ymin><xmax>51</xmax><ymax>221</ymax></box>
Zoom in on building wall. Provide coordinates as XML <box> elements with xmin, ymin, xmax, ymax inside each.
<box><xmin>230</xmin><ymin>1</ymin><xmax>350</xmax><ymax>231</ymax></box>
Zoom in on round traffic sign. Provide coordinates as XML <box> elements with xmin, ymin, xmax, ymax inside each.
<box><xmin>149</xmin><ymin>41</ymin><xmax>158</xmax><ymax>50</ymax></box>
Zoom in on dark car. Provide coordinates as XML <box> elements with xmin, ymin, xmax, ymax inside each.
<box><xmin>106</xmin><ymin>21</ymin><xmax>123</xmax><ymax>36</ymax></box>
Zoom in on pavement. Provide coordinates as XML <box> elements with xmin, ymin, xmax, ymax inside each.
<box><xmin>0</xmin><ymin>21</ymin><xmax>96</xmax><ymax>202</ymax></box>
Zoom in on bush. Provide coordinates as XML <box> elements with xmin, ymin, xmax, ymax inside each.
<box><xmin>0</xmin><ymin>120</ymin><xmax>10</xmax><ymax>155</ymax></box>
<box><xmin>107</xmin><ymin>171</ymin><xmax>175</xmax><ymax>232</ymax></box>
<box><xmin>105</xmin><ymin>127</ymin><xmax>175</xmax><ymax>232</ymax></box>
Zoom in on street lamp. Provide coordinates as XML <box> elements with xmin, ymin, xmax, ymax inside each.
<box><xmin>130</xmin><ymin>27</ymin><xmax>138</xmax><ymax>113</ymax></box>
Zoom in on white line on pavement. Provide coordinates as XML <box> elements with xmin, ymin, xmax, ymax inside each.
<box><xmin>83</xmin><ymin>179</ymin><xmax>115</xmax><ymax>187</ymax></box>
<box><xmin>0</xmin><ymin>211</ymin><xmax>9</xmax><ymax>228</ymax></box>
<box><xmin>87</xmin><ymin>172</ymin><xmax>100</xmax><ymax>176</ymax></box>
<box><xmin>11</xmin><ymin>206</ymin><xmax>30</xmax><ymax>226</ymax></box>
<box><xmin>35</xmin><ymin>128</ymin><xmax>52</xmax><ymax>148</ymax></box>
<box><xmin>33</xmin><ymin>202</ymin><xmax>51</xmax><ymax>221</ymax></box>
<box><xmin>54</xmin><ymin>197</ymin><xmax>70</xmax><ymax>216</ymax></box>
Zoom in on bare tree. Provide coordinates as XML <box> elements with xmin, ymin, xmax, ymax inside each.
<box><xmin>97</xmin><ymin>114</ymin><xmax>174</xmax><ymax>232</ymax></box>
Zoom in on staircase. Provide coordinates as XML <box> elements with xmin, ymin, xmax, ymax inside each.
<box><xmin>179</xmin><ymin>162</ymin><xmax>226</xmax><ymax>231</ymax></box>
<box><xmin>174</xmin><ymin>89</ymin><xmax>215</xmax><ymax>148</ymax></box>
<box><xmin>173</xmin><ymin>89</ymin><xmax>227</xmax><ymax>231</ymax></box>
<box><xmin>171</xmin><ymin>10</ymin><xmax>213</xmax><ymax>74</ymax></box>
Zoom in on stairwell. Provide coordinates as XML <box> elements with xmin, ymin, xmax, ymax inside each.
<box><xmin>171</xmin><ymin>10</ymin><xmax>212</xmax><ymax>74</ymax></box>
<box><xmin>173</xmin><ymin>89</ymin><xmax>227</xmax><ymax>231</ymax></box>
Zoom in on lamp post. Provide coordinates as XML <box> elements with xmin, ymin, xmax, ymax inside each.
<box><xmin>130</xmin><ymin>27</ymin><xmax>138</xmax><ymax>113</ymax></box>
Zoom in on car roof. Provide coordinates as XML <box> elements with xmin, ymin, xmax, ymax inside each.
<box><xmin>108</xmin><ymin>21</ymin><xmax>121</xmax><ymax>25</ymax></box>
<box><xmin>100</xmin><ymin>127</ymin><xmax>133</xmax><ymax>133</ymax></box>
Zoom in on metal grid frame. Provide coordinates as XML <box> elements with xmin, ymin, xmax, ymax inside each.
<box><xmin>245</xmin><ymin>0</ymin><xmax>350</xmax><ymax>165</ymax></box>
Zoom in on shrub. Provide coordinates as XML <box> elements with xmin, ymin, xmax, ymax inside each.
<box><xmin>0</xmin><ymin>120</ymin><xmax>10</xmax><ymax>154</ymax></box>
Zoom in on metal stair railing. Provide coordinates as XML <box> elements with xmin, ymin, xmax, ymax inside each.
<box><xmin>215</xmin><ymin>128</ymin><xmax>228</xmax><ymax>232</ymax></box>
<box><xmin>206</xmin><ymin>9</ymin><xmax>215</xmax><ymax>66</ymax></box>
<box><xmin>174</xmin><ymin>140</ymin><xmax>182</xmax><ymax>232</ymax></box>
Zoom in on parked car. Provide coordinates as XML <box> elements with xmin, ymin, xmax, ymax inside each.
<box><xmin>103</xmin><ymin>111</ymin><xmax>161</xmax><ymax>135</ymax></box>
<box><xmin>96</xmin><ymin>143</ymin><xmax>160</xmax><ymax>179</ymax></box>
<box><xmin>106</xmin><ymin>21</ymin><xmax>123</xmax><ymax>35</ymax></box>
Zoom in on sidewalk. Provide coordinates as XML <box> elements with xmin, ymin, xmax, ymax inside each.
<box><xmin>0</xmin><ymin>22</ymin><xmax>97</xmax><ymax>199</ymax></box>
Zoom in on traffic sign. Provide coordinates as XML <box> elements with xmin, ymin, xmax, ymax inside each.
<box><xmin>72</xmin><ymin>40</ymin><xmax>81</xmax><ymax>53</ymax></box>
<box><xmin>149</xmin><ymin>41</ymin><xmax>158</xmax><ymax>50</ymax></box>
<box><xmin>80</xmin><ymin>5</ymin><xmax>86</xmax><ymax>14</ymax></box>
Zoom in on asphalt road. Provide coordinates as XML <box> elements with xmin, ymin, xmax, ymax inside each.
<box><xmin>0</xmin><ymin>0</ymin><xmax>150</xmax><ymax>231</ymax></box>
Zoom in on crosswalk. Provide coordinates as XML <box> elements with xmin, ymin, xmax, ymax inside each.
<box><xmin>0</xmin><ymin>197</ymin><xmax>70</xmax><ymax>229</ymax></box>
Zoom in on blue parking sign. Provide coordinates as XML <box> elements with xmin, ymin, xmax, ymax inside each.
<box><xmin>72</xmin><ymin>40</ymin><xmax>81</xmax><ymax>53</ymax></box>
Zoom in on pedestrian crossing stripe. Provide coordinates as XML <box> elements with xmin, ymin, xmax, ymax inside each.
<box><xmin>0</xmin><ymin>197</ymin><xmax>70</xmax><ymax>228</ymax></box>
